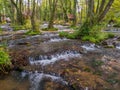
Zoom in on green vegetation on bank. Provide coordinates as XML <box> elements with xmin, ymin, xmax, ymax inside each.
<box><xmin>25</xmin><ymin>30</ymin><xmax>41</xmax><ymax>35</ymax></box>
<box><xmin>0</xmin><ymin>46</ymin><xmax>11</xmax><ymax>74</ymax></box>
<box><xmin>42</xmin><ymin>27</ymin><xmax>58</xmax><ymax>31</ymax></box>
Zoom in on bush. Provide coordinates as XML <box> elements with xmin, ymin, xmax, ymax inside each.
<box><xmin>0</xmin><ymin>48</ymin><xmax>11</xmax><ymax>74</ymax></box>
<box><xmin>24</xmin><ymin>19</ymin><xmax>32</xmax><ymax>29</ymax></box>
<box><xmin>107</xmin><ymin>33</ymin><xmax>115</xmax><ymax>38</ymax></box>
<box><xmin>78</xmin><ymin>23</ymin><xmax>109</xmax><ymax>43</ymax></box>
<box><xmin>70</xmin><ymin>25</ymin><xmax>79</xmax><ymax>30</ymax></box>
<box><xmin>82</xmin><ymin>36</ymin><xmax>97</xmax><ymax>43</ymax></box>
<box><xmin>67</xmin><ymin>32</ymin><xmax>77</xmax><ymax>39</ymax></box>
<box><xmin>59</xmin><ymin>31</ymin><xmax>68</xmax><ymax>37</ymax></box>
<box><xmin>59</xmin><ymin>31</ymin><xmax>77</xmax><ymax>39</ymax></box>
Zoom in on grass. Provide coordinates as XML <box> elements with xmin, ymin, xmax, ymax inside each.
<box><xmin>11</xmin><ymin>24</ymin><xmax>26</xmax><ymax>31</ymax></box>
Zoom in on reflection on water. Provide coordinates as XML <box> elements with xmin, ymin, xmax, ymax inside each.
<box><xmin>0</xmin><ymin>71</ymin><xmax>29</xmax><ymax>90</ymax></box>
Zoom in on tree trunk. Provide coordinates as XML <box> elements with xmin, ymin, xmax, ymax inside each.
<box><xmin>10</xmin><ymin>0</ymin><xmax>24</xmax><ymax>25</ymax></box>
<box><xmin>60</xmin><ymin>0</ymin><xmax>68</xmax><ymax>22</ymax></box>
<box><xmin>48</xmin><ymin>0</ymin><xmax>58</xmax><ymax>29</ymax></box>
<box><xmin>72</xmin><ymin>0</ymin><xmax>77</xmax><ymax>26</ymax></box>
<box><xmin>31</xmin><ymin>0</ymin><xmax>37</xmax><ymax>31</ymax></box>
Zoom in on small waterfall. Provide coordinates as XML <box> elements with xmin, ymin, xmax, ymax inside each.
<box><xmin>29</xmin><ymin>50</ymin><xmax>81</xmax><ymax>66</ymax></box>
<box><xmin>116</xmin><ymin>46</ymin><xmax>120</xmax><ymax>49</ymax></box>
<box><xmin>40</xmin><ymin>23</ymin><xmax>69</xmax><ymax>30</ymax></box>
<box><xmin>43</xmin><ymin>33</ymin><xmax>59</xmax><ymax>37</ymax></box>
<box><xmin>29</xmin><ymin>71</ymin><xmax>68</xmax><ymax>90</ymax></box>
<box><xmin>46</xmin><ymin>37</ymin><xmax>68</xmax><ymax>42</ymax></box>
<box><xmin>81</xmin><ymin>44</ymin><xmax>99</xmax><ymax>51</ymax></box>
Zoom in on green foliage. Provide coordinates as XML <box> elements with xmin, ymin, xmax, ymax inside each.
<box><xmin>78</xmin><ymin>23</ymin><xmax>109</xmax><ymax>43</ymax></box>
<box><xmin>70</xmin><ymin>25</ymin><xmax>79</xmax><ymax>30</ymax></box>
<box><xmin>24</xmin><ymin>19</ymin><xmax>32</xmax><ymax>29</ymax></box>
<box><xmin>105</xmin><ymin>0</ymin><xmax>120</xmax><ymax>27</ymax></box>
<box><xmin>11</xmin><ymin>24</ymin><xmax>26</xmax><ymax>31</ymax></box>
<box><xmin>42</xmin><ymin>27</ymin><xmax>58</xmax><ymax>31</ymax></box>
<box><xmin>0</xmin><ymin>49</ymin><xmax>10</xmax><ymax>65</ymax></box>
<box><xmin>26</xmin><ymin>30</ymin><xmax>41</xmax><ymax>35</ymax></box>
<box><xmin>59</xmin><ymin>31</ymin><xmax>77</xmax><ymax>39</ymax></box>
<box><xmin>113</xmin><ymin>19</ymin><xmax>120</xmax><ymax>27</ymax></box>
<box><xmin>107</xmin><ymin>33</ymin><xmax>115</xmax><ymax>38</ymax></box>
<box><xmin>67</xmin><ymin>32</ymin><xmax>77</xmax><ymax>39</ymax></box>
<box><xmin>0</xmin><ymin>48</ymin><xmax>11</xmax><ymax>73</ymax></box>
<box><xmin>59</xmin><ymin>31</ymin><xmax>68</xmax><ymax>37</ymax></box>
<box><xmin>34</xmin><ymin>21</ymin><xmax>41</xmax><ymax>31</ymax></box>
<box><xmin>0</xmin><ymin>27</ymin><xmax>2</xmax><ymax>33</ymax></box>
<box><xmin>82</xmin><ymin>36</ymin><xmax>97</xmax><ymax>43</ymax></box>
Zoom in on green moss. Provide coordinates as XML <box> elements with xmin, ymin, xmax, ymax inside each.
<box><xmin>59</xmin><ymin>31</ymin><xmax>68</xmax><ymax>37</ymax></box>
<box><xmin>104</xmin><ymin>45</ymin><xmax>115</xmax><ymax>48</ymax></box>
<box><xmin>59</xmin><ymin>31</ymin><xmax>77</xmax><ymax>39</ymax></box>
<box><xmin>42</xmin><ymin>27</ymin><xmax>58</xmax><ymax>31</ymax></box>
<box><xmin>67</xmin><ymin>33</ymin><xmax>77</xmax><ymax>39</ymax></box>
<box><xmin>11</xmin><ymin>24</ymin><xmax>26</xmax><ymax>31</ymax></box>
<box><xmin>24</xmin><ymin>19</ymin><xmax>32</xmax><ymax>29</ymax></box>
<box><xmin>25</xmin><ymin>30</ymin><xmax>41</xmax><ymax>35</ymax></box>
<box><xmin>82</xmin><ymin>36</ymin><xmax>97</xmax><ymax>43</ymax></box>
<box><xmin>107</xmin><ymin>33</ymin><xmax>115</xmax><ymax>38</ymax></box>
<box><xmin>83</xmin><ymin>67</ymin><xmax>91</xmax><ymax>72</ymax></box>
<box><xmin>70</xmin><ymin>25</ymin><xmax>79</xmax><ymax>30</ymax></box>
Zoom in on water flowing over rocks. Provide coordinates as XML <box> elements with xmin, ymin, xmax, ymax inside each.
<box><xmin>29</xmin><ymin>50</ymin><xmax>81</xmax><ymax>66</ymax></box>
<box><xmin>101</xmin><ymin>36</ymin><xmax>120</xmax><ymax>49</ymax></box>
<box><xmin>0</xmin><ymin>24</ymin><xmax>120</xmax><ymax>90</ymax></box>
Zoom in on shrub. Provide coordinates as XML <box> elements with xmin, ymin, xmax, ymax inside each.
<box><xmin>82</xmin><ymin>36</ymin><xmax>97</xmax><ymax>43</ymax></box>
<box><xmin>78</xmin><ymin>23</ymin><xmax>108</xmax><ymax>43</ymax></box>
<box><xmin>24</xmin><ymin>19</ymin><xmax>32</xmax><ymax>29</ymax></box>
<box><xmin>107</xmin><ymin>33</ymin><xmax>115</xmax><ymax>38</ymax></box>
<box><xmin>59</xmin><ymin>31</ymin><xmax>77</xmax><ymax>39</ymax></box>
<box><xmin>67</xmin><ymin>32</ymin><xmax>77</xmax><ymax>39</ymax></box>
<box><xmin>0</xmin><ymin>48</ymin><xmax>11</xmax><ymax>74</ymax></box>
<box><xmin>59</xmin><ymin>31</ymin><xmax>68</xmax><ymax>37</ymax></box>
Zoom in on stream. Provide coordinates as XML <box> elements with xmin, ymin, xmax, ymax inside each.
<box><xmin>0</xmin><ymin>24</ymin><xmax>120</xmax><ymax>90</ymax></box>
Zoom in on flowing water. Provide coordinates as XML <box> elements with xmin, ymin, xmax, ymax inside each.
<box><xmin>29</xmin><ymin>50</ymin><xmax>81</xmax><ymax>66</ymax></box>
<box><xmin>0</xmin><ymin>24</ymin><xmax>120</xmax><ymax>90</ymax></box>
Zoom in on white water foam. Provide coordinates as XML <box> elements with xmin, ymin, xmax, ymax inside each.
<box><xmin>29</xmin><ymin>51</ymin><xmax>81</xmax><ymax>66</ymax></box>
<box><xmin>43</xmin><ymin>33</ymin><xmax>59</xmax><ymax>37</ymax></box>
<box><xmin>48</xmin><ymin>38</ymin><xmax>68</xmax><ymax>42</ymax></box>
<box><xmin>116</xmin><ymin>46</ymin><xmax>120</xmax><ymax>49</ymax></box>
<box><xmin>81</xmin><ymin>44</ymin><xmax>97</xmax><ymax>51</ymax></box>
<box><xmin>29</xmin><ymin>71</ymin><xmax>68</xmax><ymax>90</ymax></box>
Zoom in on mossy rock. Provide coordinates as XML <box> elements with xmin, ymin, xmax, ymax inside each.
<box><xmin>42</xmin><ymin>28</ymin><xmax>58</xmax><ymax>31</ymax></box>
<box><xmin>25</xmin><ymin>30</ymin><xmax>41</xmax><ymax>35</ymax></box>
<box><xmin>104</xmin><ymin>45</ymin><xmax>115</xmax><ymax>48</ymax></box>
